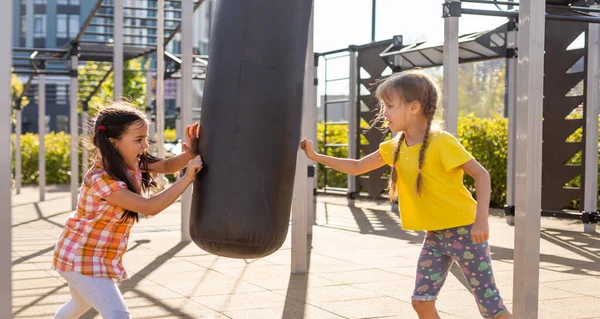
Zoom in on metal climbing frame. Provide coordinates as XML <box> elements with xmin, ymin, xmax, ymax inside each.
<box><xmin>317</xmin><ymin>48</ymin><xmax>354</xmax><ymax>197</ymax></box>
<box><xmin>316</xmin><ymin>40</ymin><xmax>395</xmax><ymax>202</ymax></box>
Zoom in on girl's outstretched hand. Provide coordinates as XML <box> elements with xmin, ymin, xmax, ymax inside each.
<box><xmin>300</xmin><ymin>138</ymin><xmax>318</xmax><ymax>161</ymax></box>
<box><xmin>184</xmin><ymin>155</ymin><xmax>203</xmax><ymax>181</ymax></box>
<box><xmin>182</xmin><ymin>122</ymin><xmax>201</xmax><ymax>156</ymax></box>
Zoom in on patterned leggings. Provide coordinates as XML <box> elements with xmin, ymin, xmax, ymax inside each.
<box><xmin>412</xmin><ymin>224</ymin><xmax>507</xmax><ymax>318</ymax></box>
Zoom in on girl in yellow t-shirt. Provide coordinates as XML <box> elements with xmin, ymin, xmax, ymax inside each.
<box><xmin>300</xmin><ymin>70</ymin><xmax>512</xmax><ymax>319</ymax></box>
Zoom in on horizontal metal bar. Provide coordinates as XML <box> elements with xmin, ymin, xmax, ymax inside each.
<box><xmin>550</xmin><ymin>5</ymin><xmax>600</xmax><ymax>13</ymax></box>
<box><xmin>324</xmin><ymin>144</ymin><xmax>348</xmax><ymax>148</ymax></box>
<box><xmin>461</xmin><ymin>8</ymin><xmax>518</xmax><ymax>18</ymax></box>
<box><xmin>326</xmin><ymin>77</ymin><xmax>350</xmax><ymax>82</ymax></box>
<box><xmin>324</xmin><ymin>99</ymin><xmax>349</xmax><ymax>104</ymax></box>
<box><xmin>541</xmin><ymin>210</ymin><xmax>584</xmax><ymax>220</ymax></box>
<box><xmin>84</xmin><ymin>32</ymin><xmax>113</xmax><ymax>36</ymax></box>
<box><xmin>88</xmin><ymin>23</ymin><xmax>178</xmax><ymax>31</ymax></box>
<box><xmin>13</xmin><ymin>47</ymin><xmax>69</xmax><ymax>53</ymax></box>
<box><xmin>547</xmin><ymin>13</ymin><xmax>600</xmax><ymax>23</ymax></box>
<box><xmin>318</xmin><ymin>48</ymin><xmax>350</xmax><ymax>56</ymax></box>
<box><xmin>13</xmin><ymin>71</ymin><xmax>70</xmax><ymax>75</ymax></box>
<box><xmin>101</xmin><ymin>5</ymin><xmax>182</xmax><ymax>13</ymax></box>
<box><xmin>460</xmin><ymin>0</ymin><xmax>518</xmax><ymax>6</ymax></box>
<box><xmin>325</xmin><ymin>121</ymin><xmax>349</xmax><ymax>125</ymax></box>
<box><xmin>462</xmin><ymin>8</ymin><xmax>600</xmax><ymax>23</ymax></box>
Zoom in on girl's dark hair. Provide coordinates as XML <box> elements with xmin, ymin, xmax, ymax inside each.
<box><xmin>374</xmin><ymin>70</ymin><xmax>440</xmax><ymax>199</ymax></box>
<box><xmin>90</xmin><ymin>103</ymin><xmax>158</xmax><ymax>222</ymax></box>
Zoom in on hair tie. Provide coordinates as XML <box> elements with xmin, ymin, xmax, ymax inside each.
<box><xmin>97</xmin><ymin>125</ymin><xmax>106</xmax><ymax>131</ymax></box>
<box><xmin>418</xmin><ymin>168</ymin><xmax>422</xmax><ymax>174</ymax></box>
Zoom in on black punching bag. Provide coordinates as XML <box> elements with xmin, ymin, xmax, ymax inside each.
<box><xmin>189</xmin><ymin>0</ymin><xmax>313</xmax><ymax>258</ymax></box>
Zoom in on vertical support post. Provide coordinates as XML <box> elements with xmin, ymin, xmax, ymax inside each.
<box><xmin>306</xmin><ymin>8</ymin><xmax>316</xmax><ymax>236</ymax></box>
<box><xmin>583</xmin><ymin>5</ymin><xmax>600</xmax><ymax>233</ymax></box>
<box><xmin>145</xmin><ymin>70</ymin><xmax>156</xmax><ymax>149</ymax></box>
<box><xmin>442</xmin><ymin>0</ymin><xmax>460</xmax><ymax>136</ymax></box>
<box><xmin>70</xmin><ymin>49</ymin><xmax>79</xmax><ymax>210</ymax></box>
<box><xmin>0</xmin><ymin>0</ymin><xmax>13</xmax><ymax>315</ymax></box>
<box><xmin>505</xmin><ymin>20</ymin><xmax>518</xmax><ymax>226</ymax></box>
<box><xmin>307</xmin><ymin>62</ymin><xmax>318</xmax><ymax>234</ymax></box>
<box><xmin>371</xmin><ymin>0</ymin><xmax>376</xmax><ymax>42</ymax></box>
<box><xmin>347</xmin><ymin>47</ymin><xmax>358</xmax><ymax>205</ymax></box>
<box><xmin>25</xmin><ymin>0</ymin><xmax>33</xmax><ymax>47</ymax></box>
<box><xmin>15</xmin><ymin>108</ymin><xmax>22</xmax><ymax>194</ymax></box>
<box><xmin>156</xmin><ymin>0</ymin><xmax>165</xmax><ymax>159</ymax></box>
<box><xmin>38</xmin><ymin>73</ymin><xmax>46</xmax><ymax>201</ymax></box>
<box><xmin>513</xmin><ymin>0</ymin><xmax>545</xmax><ymax>317</ymax></box>
<box><xmin>113</xmin><ymin>0</ymin><xmax>123</xmax><ymax>101</ymax></box>
<box><xmin>292</xmin><ymin>2</ymin><xmax>314</xmax><ymax>275</ymax></box>
<box><xmin>82</xmin><ymin>102</ymin><xmax>89</xmax><ymax>174</ymax></box>
<box><xmin>175</xmin><ymin>78</ymin><xmax>183</xmax><ymax>140</ymax></box>
<box><xmin>180</xmin><ymin>0</ymin><xmax>194</xmax><ymax>242</ymax></box>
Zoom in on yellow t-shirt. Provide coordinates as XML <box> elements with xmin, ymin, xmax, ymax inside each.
<box><xmin>379</xmin><ymin>130</ymin><xmax>477</xmax><ymax>231</ymax></box>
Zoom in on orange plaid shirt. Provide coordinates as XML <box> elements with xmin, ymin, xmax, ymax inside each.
<box><xmin>52</xmin><ymin>160</ymin><xmax>142</xmax><ymax>281</ymax></box>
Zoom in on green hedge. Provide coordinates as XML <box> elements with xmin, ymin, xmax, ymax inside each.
<box><xmin>11</xmin><ymin>132</ymin><xmax>82</xmax><ymax>185</ymax></box>
<box><xmin>318</xmin><ymin>114</ymin><xmax>600</xmax><ymax>209</ymax></box>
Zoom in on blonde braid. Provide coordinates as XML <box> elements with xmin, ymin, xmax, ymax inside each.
<box><xmin>388</xmin><ymin>133</ymin><xmax>405</xmax><ymax>200</ymax></box>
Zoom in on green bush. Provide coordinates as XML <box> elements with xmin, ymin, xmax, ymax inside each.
<box><xmin>457</xmin><ymin>114</ymin><xmax>509</xmax><ymax>207</ymax></box>
<box><xmin>317</xmin><ymin>114</ymin><xmax>600</xmax><ymax>209</ymax></box>
<box><xmin>11</xmin><ymin>132</ymin><xmax>82</xmax><ymax>185</ymax></box>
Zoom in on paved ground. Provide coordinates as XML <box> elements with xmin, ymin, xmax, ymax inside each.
<box><xmin>10</xmin><ymin>185</ymin><xmax>600</xmax><ymax>318</ymax></box>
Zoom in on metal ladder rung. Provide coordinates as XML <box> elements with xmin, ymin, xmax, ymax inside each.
<box><xmin>324</xmin><ymin>99</ymin><xmax>349</xmax><ymax>105</ymax></box>
<box><xmin>326</xmin><ymin>77</ymin><xmax>350</xmax><ymax>82</ymax></box>
<box><xmin>324</xmin><ymin>144</ymin><xmax>348</xmax><ymax>148</ymax></box>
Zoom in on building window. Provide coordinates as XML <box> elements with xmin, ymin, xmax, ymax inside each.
<box><xmin>69</xmin><ymin>0</ymin><xmax>80</xmax><ymax>5</ymax></box>
<box><xmin>34</xmin><ymin>0</ymin><xmax>46</xmax><ymax>4</ymax></box>
<box><xmin>57</xmin><ymin>0</ymin><xmax>68</xmax><ymax>4</ymax></box>
<box><xmin>57</xmin><ymin>14</ymin><xmax>67</xmax><ymax>38</ymax></box>
<box><xmin>34</xmin><ymin>14</ymin><xmax>46</xmax><ymax>38</ymax></box>
<box><xmin>69</xmin><ymin>15</ymin><xmax>80</xmax><ymax>38</ymax></box>
<box><xmin>21</xmin><ymin>15</ymin><xmax>27</xmax><ymax>38</ymax></box>
<box><xmin>56</xmin><ymin>115</ymin><xmax>68</xmax><ymax>133</ymax></box>
<box><xmin>56</xmin><ymin>85</ymin><xmax>67</xmax><ymax>105</ymax></box>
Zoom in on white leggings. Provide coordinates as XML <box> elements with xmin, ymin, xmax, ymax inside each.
<box><xmin>53</xmin><ymin>271</ymin><xmax>130</xmax><ymax>319</ymax></box>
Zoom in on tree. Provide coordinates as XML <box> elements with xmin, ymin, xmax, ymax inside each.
<box><xmin>11</xmin><ymin>74</ymin><xmax>30</xmax><ymax>124</ymax></box>
<box><xmin>433</xmin><ymin>59</ymin><xmax>506</xmax><ymax>119</ymax></box>
<box><xmin>78</xmin><ymin>58</ymin><xmax>149</xmax><ymax>117</ymax></box>
<box><xmin>11</xmin><ymin>73</ymin><xmax>30</xmax><ymax>108</ymax></box>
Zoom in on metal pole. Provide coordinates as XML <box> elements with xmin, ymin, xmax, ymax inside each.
<box><xmin>180</xmin><ymin>0</ymin><xmax>194</xmax><ymax>242</ymax></box>
<box><xmin>513</xmin><ymin>0</ymin><xmax>544</xmax><ymax>317</ymax></box>
<box><xmin>306</xmin><ymin>6</ymin><xmax>316</xmax><ymax>236</ymax></box>
<box><xmin>371</xmin><ymin>0</ymin><xmax>376</xmax><ymax>42</ymax></box>
<box><xmin>505</xmin><ymin>22</ymin><xmax>518</xmax><ymax>226</ymax></box>
<box><xmin>1</xmin><ymin>0</ymin><xmax>13</xmax><ymax>314</ymax></box>
<box><xmin>307</xmin><ymin>56</ymin><xmax>318</xmax><ymax>235</ymax></box>
<box><xmin>292</xmin><ymin>2</ymin><xmax>314</xmax><ymax>275</ymax></box>
<box><xmin>145</xmin><ymin>70</ymin><xmax>156</xmax><ymax>149</ymax></box>
<box><xmin>25</xmin><ymin>0</ymin><xmax>33</xmax><ymax>47</ymax></box>
<box><xmin>443</xmin><ymin>1</ymin><xmax>460</xmax><ymax>135</ymax></box>
<box><xmin>70</xmin><ymin>51</ymin><xmax>79</xmax><ymax>210</ymax></box>
<box><xmin>583</xmin><ymin>5</ymin><xmax>600</xmax><ymax>233</ymax></box>
<box><xmin>82</xmin><ymin>103</ymin><xmax>89</xmax><ymax>174</ymax></box>
<box><xmin>347</xmin><ymin>48</ymin><xmax>358</xmax><ymax>205</ymax></box>
<box><xmin>15</xmin><ymin>109</ymin><xmax>22</xmax><ymax>194</ymax></box>
<box><xmin>114</xmin><ymin>0</ymin><xmax>123</xmax><ymax>101</ymax></box>
<box><xmin>38</xmin><ymin>73</ymin><xmax>46</xmax><ymax>201</ymax></box>
<box><xmin>157</xmin><ymin>0</ymin><xmax>165</xmax><ymax>159</ymax></box>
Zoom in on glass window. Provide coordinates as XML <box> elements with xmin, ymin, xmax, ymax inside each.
<box><xmin>57</xmin><ymin>14</ymin><xmax>67</xmax><ymax>38</ymax></box>
<box><xmin>69</xmin><ymin>15</ymin><xmax>80</xmax><ymax>38</ymax></box>
<box><xmin>34</xmin><ymin>14</ymin><xmax>46</xmax><ymax>38</ymax></box>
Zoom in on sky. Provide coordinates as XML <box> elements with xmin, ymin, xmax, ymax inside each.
<box><xmin>313</xmin><ymin>0</ymin><xmax>510</xmax><ymax>53</ymax></box>
<box><xmin>312</xmin><ymin>0</ymin><xmax>511</xmax><ymax>98</ymax></box>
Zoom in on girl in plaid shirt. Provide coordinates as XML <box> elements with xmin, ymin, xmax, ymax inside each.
<box><xmin>52</xmin><ymin>103</ymin><xmax>203</xmax><ymax>319</ymax></box>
